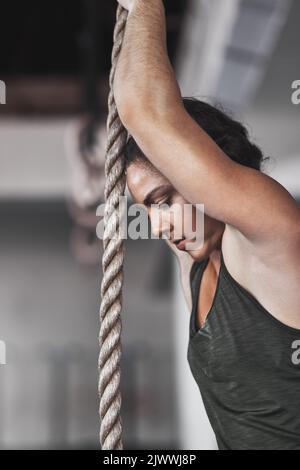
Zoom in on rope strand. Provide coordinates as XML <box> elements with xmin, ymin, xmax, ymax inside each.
<box><xmin>99</xmin><ymin>5</ymin><xmax>128</xmax><ymax>450</ymax></box>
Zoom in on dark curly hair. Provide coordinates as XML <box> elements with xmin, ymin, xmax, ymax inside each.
<box><xmin>124</xmin><ymin>97</ymin><xmax>265</xmax><ymax>172</ymax></box>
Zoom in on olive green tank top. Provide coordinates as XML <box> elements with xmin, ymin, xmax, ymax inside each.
<box><xmin>188</xmin><ymin>251</ymin><xmax>300</xmax><ymax>450</ymax></box>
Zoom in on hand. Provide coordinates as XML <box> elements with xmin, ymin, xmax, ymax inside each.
<box><xmin>116</xmin><ymin>0</ymin><xmax>136</xmax><ymax>13</ymax></box>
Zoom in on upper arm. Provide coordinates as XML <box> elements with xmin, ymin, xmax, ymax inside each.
<box><xmin>124</xmin><ymin>103</ymin><xmax>300</xmax><ymax>246</ymax></box>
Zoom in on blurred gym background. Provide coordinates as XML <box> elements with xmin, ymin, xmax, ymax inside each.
<box><xmin>0</xmin><ymin>0</ymin><xmax>299</xmax><ymax>449</ymax></box>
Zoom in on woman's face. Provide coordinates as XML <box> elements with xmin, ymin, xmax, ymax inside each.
<box><xmin>126</xmin><ymin>162</ymin><xmax>225</xmax><ymax>261</ymax></box>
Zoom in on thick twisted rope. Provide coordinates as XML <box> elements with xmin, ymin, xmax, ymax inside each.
<box><xmin>99</xmin><ymin>5</ymin><xmax>128</xmax><ymax>450</ymax></box>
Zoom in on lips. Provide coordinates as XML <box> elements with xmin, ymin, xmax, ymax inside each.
<box><xmin>174</xmin><ymin>238</ymin><xmax>186</xmax><ymax>251</ymax></box>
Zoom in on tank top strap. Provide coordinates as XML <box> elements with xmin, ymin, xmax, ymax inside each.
<box><xmin>190</xmin><ymin>259</ymin><xmax>209</xmax><ymax>296</ymax></box>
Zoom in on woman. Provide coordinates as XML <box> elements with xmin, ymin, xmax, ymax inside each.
<box><xmin>115</xmin><ymin>0</ymin><xmax>300</xmax><ymax>450</ymax></box>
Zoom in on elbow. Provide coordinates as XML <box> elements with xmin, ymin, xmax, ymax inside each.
<box><xmin>116</xmin><ymin>98</ymin><xmax>183</xmax><ymax>142</ymax></box>
<box><xmin>116</xmin><ymin>95</ymin><xmax>139</xmax><ymax>130</ymax></box>
<box><xmin>113</xmin><ymin>77</ymin><xmax>149</xmax><ymax>131</ymax></box>
<box><xmin>115</xmin><ymin>91</ymin><xmax>156</xmax><ymax>133</ymax></box>
<box><xmin>115</xmin><ymin>88</ymin><xmax>184</xmax><ymax>140</ymax></box>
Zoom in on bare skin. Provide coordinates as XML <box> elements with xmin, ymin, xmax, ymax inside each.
<box><xmin>116</xmin><ymin>0</ymin><xmax>300</xmax><ymax>329</ymax></box>
<box><xmin>126</xmin><ymin>161</ymin><xmax>224</xmax><ymax>323</ymax></box>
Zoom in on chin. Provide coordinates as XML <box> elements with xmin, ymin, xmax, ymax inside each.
<box><xmin>186</xmin><ymin>239</ymin><xmax>214</xmax><ymax>261</ymax></box>
<box><xmin>186</xmin><ymin>247</ymin><xmax>207</xmax><ymax>262</ymax></box>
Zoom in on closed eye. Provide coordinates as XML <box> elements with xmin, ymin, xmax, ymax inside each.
<box><xmin>157</xmin><ymin>197</ymin><xmax>171</xmax><ymax>208</ymax></box>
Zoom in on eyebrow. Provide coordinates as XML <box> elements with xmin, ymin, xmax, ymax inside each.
<box><xmin>143</xmin><ymin>184</ymin><xmax>173</xmax><ymax>207</ymax></box>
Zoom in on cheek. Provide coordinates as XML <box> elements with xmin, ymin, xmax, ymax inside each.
<box><xmin>185</xmin><ymin>207</ymin><xmax>206</xmax><ymax>239</ymax></box>
<box><xmin>171</xmin><ymin>205</ymin><xmax>185</xmax><ymax>235</ymax></box>
<box><xmin>191</xmin><ymin>206</ymin><xmax>204</xmax><ymax>233</ymax></box>
<box><xmin>127</xmin><ymin>185</ymin><xmax>145</xmax><ymax>206</ymax></box>
<box><xmin>172</xmin><ymin>204</ymin><xmax>194</xmax><ymax>238</ymax></box>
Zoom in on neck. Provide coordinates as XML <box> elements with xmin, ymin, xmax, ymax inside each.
<box><xmin>207</xmin><ymin>226</ymin><xmax>224</xmax><ymax>270</ymax></box>
<box><xmin>209</xmin><ymin>248</ymin><xmax>222</xmax><ymax>272</ymax></box>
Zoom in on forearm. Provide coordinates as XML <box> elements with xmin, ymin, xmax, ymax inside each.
<box><xmin>114</xmin><ymin>0</ymin><xmax>182</xmax><ymax>118</ymax></box>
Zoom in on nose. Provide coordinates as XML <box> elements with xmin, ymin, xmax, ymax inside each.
<box><xmin>149</xmin><ymin>207</ymin><xmax>173</xmax><ymax>239</ymax></box>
